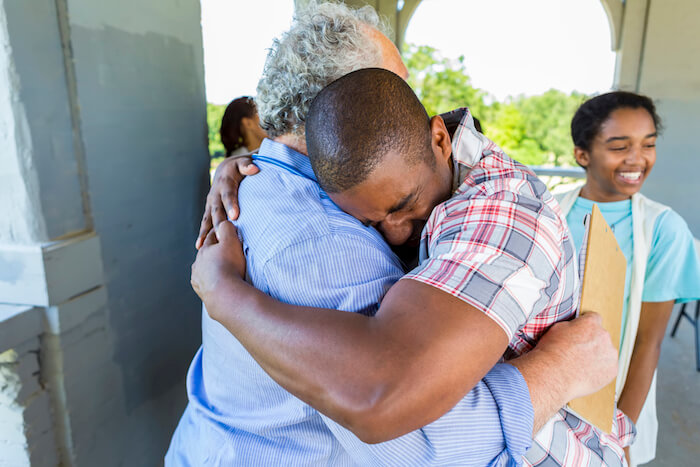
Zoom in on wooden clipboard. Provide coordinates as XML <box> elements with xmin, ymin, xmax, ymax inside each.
<box><xmin>567</xmin><ymin>204</ymin><xmax>626</xmax><ymax>433</ymax></box>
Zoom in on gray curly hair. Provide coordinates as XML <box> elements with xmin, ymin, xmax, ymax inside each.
<box><xmin>256</xmin><ymin>1</ymin><xmax>389</xmax><ymax>138</ymax></box>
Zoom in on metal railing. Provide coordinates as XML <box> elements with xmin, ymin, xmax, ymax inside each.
<box><xmin>531</xmin><ymin>166</ymin><xmax>585</xmax><ymax>178</ymax></box>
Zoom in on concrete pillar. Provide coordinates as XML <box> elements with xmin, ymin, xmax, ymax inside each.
<box><xmin>0</xmin><ymin>0</ymin><xmax>101</xmax><ymax>463</ymax></box>
<box><xmin>612</xmin><ymin>0</ymin><xmax>651</xmax><ymax>91</ymax></box>
<box><xmin>600</xmin><ymin>0</ymin><xmax>623</xmax><ymax>52</ymax></box>
<box><xmin>0</xmin><ymin>0</ymin><xmax>208</xmax><ymax>465</ymax></box>
<box><xmin>634</xmin><ymin>0</ymin><xmax>700</xmax><ymax>236</ymax></box>
<box><xmin>607</xmin><ymin>0</ymin><xmax>700</xmax><ymax>235</ymax></box>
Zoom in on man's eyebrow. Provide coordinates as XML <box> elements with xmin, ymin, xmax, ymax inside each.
<box><xmin>646</xmin><ymin>132</ymin><xmax>658</xmax><ymax>138</ymax></box>
<box><xmin>387</xmin><ymin>191</ymin><xmax>416</xmax><ymax>214</ymax></box>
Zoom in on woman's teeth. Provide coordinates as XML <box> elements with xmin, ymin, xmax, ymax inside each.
<box><xmin>619</xmin><ymin>171</ymin><xmax>642</xmax><ymax>181</ymax></box>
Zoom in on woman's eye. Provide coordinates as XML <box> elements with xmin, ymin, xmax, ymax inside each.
<box><xmin>610</xmin><ymin>147</ymin><xmax>626</xmax><ymax>151</ymax></box>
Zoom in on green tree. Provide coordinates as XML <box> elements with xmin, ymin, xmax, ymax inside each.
<box><xmin>403</xmin><ymin>43</ymin><xmax>587</xmax><ymax>168</ymax></box>
<box><xmin>487</xmin><ymin>102</ymin><xmax>545</xmax><ymax>166</ymax></box>
<box><xmin>207</xmin><ymin>102</ymin><xmax>226</xmax><ymax>157</ymax></box>
<box><xmin>403</xmin><ymin>44</ymin><xmax>488</xmax><ymax>120</ymax></box>
<box><xmin>512</xmin><ymin>90</ymin><xmax>587</xmax><ymax>166</ymax></box>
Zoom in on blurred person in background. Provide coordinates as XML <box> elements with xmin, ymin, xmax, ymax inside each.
<box><xmin>220</xmin><ymin>96</ymin><xmax>267</xmax><ymax>157</ymax></box>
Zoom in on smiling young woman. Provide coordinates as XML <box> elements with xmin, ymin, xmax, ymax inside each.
<box><xmin>556</xmin><ymin>91</ymin><xmax>700</xmax><ymax>467</ymax></box>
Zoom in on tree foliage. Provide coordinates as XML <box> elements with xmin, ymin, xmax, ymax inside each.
<box><xmin>403</xmin><ymin>43</ymin><xmax>587</xmax><ymax>167</ymax></box>
<box><xmin>205</xmin><ymin>45</ymin><xmax>587</xmax><ymax>168</ymax></box>
<box><xmin>207</xmin><ymin>102</ymin><xmax>226</xmax><ymax>157</ymax></box>
<box><xmin>404</xmin><ymin>44</ymin><xmax>489</xmax><ymax>121</ymax></box>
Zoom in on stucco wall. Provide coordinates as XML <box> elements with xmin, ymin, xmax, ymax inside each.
<box><xmin>0</xmin><ymin>0</ymin><xmax>208</xmax><ymax>465</ymax></box>
<box><xmin>67</xmin><ymin>0</ymin><xmax>208</xmax><ymax>412</ymax></box>
<box><xmin>636</xmin><ymin>0</ymin><xmax>700</xmax><ymax>236</ymax></box>
<box><xmin>63</xmin><ymin>0</ymin><xmax>209</xmax><ymax>462</ymax></box>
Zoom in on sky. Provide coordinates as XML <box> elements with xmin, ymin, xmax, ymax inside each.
<box><xmin>201</xmin><ymin>0</ymin><xmax>616</xmax><ymax>105</ymax></box>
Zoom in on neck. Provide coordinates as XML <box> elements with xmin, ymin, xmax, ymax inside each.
<box><xmin>274</xmin><ymin>134</ymin><xmax>308</xmax><ymax>155</ymax></box>
<box><xmin>243</xmin><ymin>133</ymin><xmax>263</xmax><ymax>152</ymax></box>
<box><xmin>579</xmin><ymin>183</ymin><xmax>632</xmax><ymax>203</ymax></box>
<box><xmin>243</xmin><ymin>131</ymin><xmax>262</xmax><ymax>151</ymax></box>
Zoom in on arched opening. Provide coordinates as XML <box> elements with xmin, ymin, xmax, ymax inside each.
<box><xmin>403</xmin><ymin>0</ymin><xmax>615</xmax><ymax>171</ymax></box>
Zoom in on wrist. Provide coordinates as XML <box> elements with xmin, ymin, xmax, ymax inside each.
<box><xmin>206</xmin><ymin>269</ymin><xmax>259</xmax><ymax>326</ymax></box>
<box><xmin>201</xmin><ymin>265</ymin><xmax>242</xmax><ymax>317</ymax></box>
<box><xmin>513</xmin><ymin>347</ymin><xmax>573</xmax><ymax>407</ymax></box>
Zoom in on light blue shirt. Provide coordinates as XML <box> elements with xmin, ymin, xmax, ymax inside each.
<box><xmin>166</xmin><ymin>139</ymin><xmax>534</xmax><ymax>466</ymax></box>
<box><xmin>566</xmin><ymin>196</ymin><xmax>700</xmax><ymax>347</ymax></box>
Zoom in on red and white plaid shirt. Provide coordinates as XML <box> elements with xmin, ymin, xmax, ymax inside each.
<box><xmin>404</xmin><ymin>109</ymin><xmax>635</xmax><ymax>466</ymax></box>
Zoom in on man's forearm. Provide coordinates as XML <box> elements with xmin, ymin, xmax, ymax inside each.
<box><xmin>203</xmin><ymin>270</ymin><xmax>616</xmax><ymax>445</ymax></box>
<box><xmin>509</xmin><ymin>348</ymin><xmax>572</xmax><ymax>434</ymax></box>
<box><xmin>508</xmin><ymin>313</ymin><xmax>620</xmax><ymax>435</ymax></box>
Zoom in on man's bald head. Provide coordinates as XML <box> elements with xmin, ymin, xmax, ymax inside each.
<box><xmin>306</xmin><ymin>68</ymin><xmax>433</xmax><ymax>193</ymax></box>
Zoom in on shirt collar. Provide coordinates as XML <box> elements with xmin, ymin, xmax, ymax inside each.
<box><xmin>257</xmin><ymin>138</ymin><xmax>316</xmax><ymax>182</ymax></box>
<box><xmin>575</xmin><ymin>196</ymin><xmax>632</xmax><ymax>212</ymax></box>
<box><xmin>449</xmin><ymin>107</ymin><xmax>504</xmax><ymax>193</ymax></box>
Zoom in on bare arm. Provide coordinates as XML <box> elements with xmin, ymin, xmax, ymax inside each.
<box><xmin>197</xmin><ymin>223</ymin><xmax>508</xmax><ymax>442</ymax></box>
<box><xmin>617</xmin><ymin>300</ymin><xmax>674</xmax><ymax>423</ymax></box>
<box><xmin>194</xmin><ymin>223</ymin><xmax>618</xmax><ymax>442</ymax></box>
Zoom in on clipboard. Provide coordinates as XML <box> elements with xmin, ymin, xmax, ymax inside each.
<box><xmin>567</xmin><ymin>204</ymin><xmax>626</xmax><ymax>433</ymax></box>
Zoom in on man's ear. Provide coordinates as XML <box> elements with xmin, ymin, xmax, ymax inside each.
<box><xmin>573</xmin><ymin>146</ymin><xmax>590</xmax><ymax>169</ymax></box>
<box><xmin>429</xmin><ymin>115</ymin><xmax>452</xmax><ymax>164</ymax></box>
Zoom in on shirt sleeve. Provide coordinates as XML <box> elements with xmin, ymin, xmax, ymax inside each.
<box><xmin>265</xmin><ymin>234</ymin><xmax>534</xmax><ymax>465</ymax></box>
<box><xmin>642</xmin><ymin>210</ymin><xmax>700</xmax><ymax>303</ymax></box>
<box><xmin>321</xmin><ymin>363</ymin><xmax>534</xmax><ymax>467</ymax></box>
<box><xmin>405</xmin><ymin>195</ymin><xmax>574</xmax><ymax>340</ymax></box>
<box><xmin>262</xmin><ymin>232</ymin><xmax>404</xmax><ymax>314</ymax></box>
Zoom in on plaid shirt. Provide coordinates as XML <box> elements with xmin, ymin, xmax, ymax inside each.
<box><xmin>404</xmin><ymin>109</ymin><xmax>635</xmax><ymax>466</ymax></box>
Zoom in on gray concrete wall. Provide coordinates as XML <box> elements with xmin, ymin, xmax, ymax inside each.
<box><xmin>67</xmin><ymin>0</ymin><xmax>208</xmax><ymax>412</ymax></box>
<box><xmin>636</xmin><ymin>0</ymin><xmax>700</xmax><ymax>237</ymax></box>
<box><xmin>0</xmin><ymin>0</ymin><xmax>208</xmax><ymax>465</ymax></box>
<box><xmin>612</xmin><ymin>0</ymin><xmax>700</xmax><ymax>236</ymax></box>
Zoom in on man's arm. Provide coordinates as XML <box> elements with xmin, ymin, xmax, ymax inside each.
<box><xmin>320</xmin><ymin>363</ymin><xmax>534</xmax><ymax>466</ymax></box>
<box><xmin>194</xmin><ymin>223</ymin><xmax>618</xmax><ymax>443</ymax></box>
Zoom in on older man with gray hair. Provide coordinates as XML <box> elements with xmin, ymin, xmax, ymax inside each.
<box><xmin>168</xmin><ymin>2</ymin><xmax>618</xmax><ymax>465</ymax></box>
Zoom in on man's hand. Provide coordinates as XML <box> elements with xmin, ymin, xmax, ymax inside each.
<box><xmin>538</xmin><ymin>312</ymin><xmax>618</xmax><ymax>401</ymax></box>
<box><xmin>196</xmin><ymin>154</ymin><xmax>259</xmax><ymax>250</ymax></box>
<box><xmin>191</xmin><ymin>221</ymin><xmax>247</xmax><ymax>307</ymax></box>
<box><xmin>510</xmin><ymin>312</ymin><xmax>618</xmax><ymax>434</ymax></box>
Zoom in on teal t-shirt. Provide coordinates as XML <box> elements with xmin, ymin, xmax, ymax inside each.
<box><xmin>566</xmin><ymin>197</ymin><xmax>700</xmax><ymax>347</ymax></box>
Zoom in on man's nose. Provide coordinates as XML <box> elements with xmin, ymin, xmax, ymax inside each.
<box><xmin>378</xmin><ymin>215</ymin><xmax>413</xmax><ymax>246</ymax></box>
